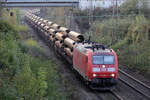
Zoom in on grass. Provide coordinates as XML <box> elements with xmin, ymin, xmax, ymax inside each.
<box><xmin>16</xmin><ymin>25</ymin><xmax>28</xmax><ymax>32</ymax></box>
<box><xmin>26</xmin><ymin>38</ymin><xmax>41</xmax><ymax>49</ymax></box>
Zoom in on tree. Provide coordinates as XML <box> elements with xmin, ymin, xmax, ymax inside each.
<box><xmin>14</xmin><ymin>55</ymin><xmax>39</xmax><ymax>100</ymax></box>
<box><xmin>120</xmin><ymin>0</ymin><xmax>149</xmax><ymax>15</ymax></box>
<box><xmin>127</xmin><ymin>15</ymin><xmax>149</xmax><ymax>43</ymax></box>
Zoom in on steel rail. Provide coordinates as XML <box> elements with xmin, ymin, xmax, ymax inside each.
<box><xmin>110</xmin><ymin>90</ymin><xmax>124</xmax><ymax>100</ymax></box>
<box><xmin>94</xmin><ymin>90</ymin><xmax>124</xmax><ymax>100</ymax></box>
<box><xmin>119</xmin><ymin>78</ymin><xmax>150</xmax><ymax>99</ymax></box>
<box><xmin>119</xmin><ymin>69</ymin><xmax>150</xmax><ymax>89</ymax></box>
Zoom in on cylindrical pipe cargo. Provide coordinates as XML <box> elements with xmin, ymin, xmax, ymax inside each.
<box><xmin>43</xmin><ymin>20</ymin><xmax>48</xmax><ymax>24</ymax></box>
<box><xmin>40</xmin><ymin>29</ymin><xmax>44</xmax><ymax>33</ymax></box>
<box><xmin>64</xmin><ymin>48</ymin><xmax>73</xmax><ymax>58</ymax></box>
<box><xmin>64</xmin><ymin>38</ymin><xmax>75</xmax><ymax>49</ymax></box>
<box><xmin>68</xmin><ymin>31</ymin><xmax>84</xmax><ymax>42</ymax></box>
<box><xmin>47</xmin><ymin>21</ymin><xmax>53</xmax><ymax>26</ymax></box>
<box><xmin>40</xmin><ymin>23</ymin><xmax>45</xmax><ymax>28</ymax></box>
<box><xmin>44</xmin><ymin>32</ymin><xmax>48</xmax><ymax>36</ymax></box>
<box><xmin>55</xmin><ymin>41</ymin><xmax>62</xmax><ymax>48</ymax></box>
<box><xmin>39</xmin><ymin>18</ymin><xmax>44</xmax><ymax>22</ymax></box>
<box><xmin>51</xmin><ymin>23</ymin><xmax>60</xmax><ymax>30</ymax></box>
<box><xmin>37</xmin><ymin>22</ymin><xmax>42</xmax><ymax>26</ymax></box>
<box><xmin>35</xmin><ymin>20</ymin><xmax>38</xmax><ymax>23</ymax></box>
<box><xmin>55</xmin><ymin>32</ymin><xmax>64</xmax><ymax>41</ymax></box>
<box><xmin>32</xmin><ymin>18</ymin><xmax>36</xmax><ymax>22</ymax></box>
<box><xmin>36</xmin><ymin>17</ymin><xmax>40</xmax><ymax>20</ymax></box>
<box><xmin>59</xmin><ymin>27</ymin><xmax>70</xmax><ymax>34</ymax></box>
<box><xmin>48</xmin><ymin>29</ymin><xmax>55</xmax><ymax>35</ymax></box>
<box><xmin>32</xmin><ymin>15</ymin><xmax>36</xmax><ymax>19</ymax></box>
<box><xmin>49</xmin><ymin>36</ymin><xmax>54</xmax><ymax>41</ymax></box>
<box><xmin>34</xmin><ymin>20</ymin><xmax>39</xmax><ymax>28</ymax></box>
<box><xmin>31</xmin><ymin>17</ymin><xmax>35</xmax><ymax>21</ymax></box>
<box><xmin>34</xmin><ymin>16</ymin><xmax>37</xmax><ymax>19</ymax></box>
<box><xmin>44</xmin><ymin>26</ymin><xmax>50</xmax><ymax>30</ymax></box>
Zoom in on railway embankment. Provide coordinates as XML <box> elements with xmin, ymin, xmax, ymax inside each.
<box><xmin>0</xmin><ymin>8</ymin><xmax>67</xmax><ymax>100</ymax></box>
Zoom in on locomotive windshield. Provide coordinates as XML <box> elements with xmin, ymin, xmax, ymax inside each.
<box><xmin>92</xmin><ymin>55</ymin><xmax>114</xmax><ymax>64</ymax></box>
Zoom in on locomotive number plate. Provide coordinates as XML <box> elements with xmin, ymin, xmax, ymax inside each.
<box><xmin>101</xmin><ymin>68</ymin><xmax>106</xmax><ymax>72</ymax></box>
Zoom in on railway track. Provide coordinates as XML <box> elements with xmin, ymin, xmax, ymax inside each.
<box><xmin>94</xmin><ymin>90</ymin><xmax>124</xmax><ymax>100</ymax></box>
<box><xmin>118</xmin><ymin>69</ymin><xmax>150</xmax><ymax>100</ymax></box>
<box><xmin>110</xmin><ymin>90</ymin><xmax>124</xmax><ymax>100</ymax></box>
<box><xmin>95</xmin><ymin>68</ymin><xmax>150</xmax><ymax>100</ymax></box>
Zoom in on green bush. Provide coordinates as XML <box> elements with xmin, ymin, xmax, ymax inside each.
<box><xmin>117</xmin><ymin>41</ymin><xmax>150</xmax><ymax>73</ymax></box>
<box><xmin>0</xmin><ymin>20</ymin><xmax>66</xmax><ymax>100</ymax></box>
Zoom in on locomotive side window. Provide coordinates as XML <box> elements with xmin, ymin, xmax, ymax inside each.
<box><xmin>104</xmin><ymin>56</ymin><xmax>114</xmax><ymax>64</ymax></box>
<box><xmin>92</xmin><ymin>56</ymin><xmax>103</xmax><ymax>64</ymax></box>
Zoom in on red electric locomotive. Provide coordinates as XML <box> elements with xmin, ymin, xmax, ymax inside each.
<box><xmin>73</xmin><ymin>43</ymin><xmax>118</xmax><ymax>90</ymax></box>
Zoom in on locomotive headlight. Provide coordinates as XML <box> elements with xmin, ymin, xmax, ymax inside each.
<box><xmin>102</xmin><ymin>65</ymin><xmax>105</xmax><ymax>68</ymax></box>
<box><xmin>92</xmin><ymin>68</ymin><xmax>100</xmax><ymax>72</ymax></box>
<box><xmin>111</xmin><ymin>74</ymin><xmax>115</xmax><ymax>77</ymax></box>
<box><xmin>93</xmin><ymin>74</ymin><xmax>97</xmax><ymax>77</ymax></box>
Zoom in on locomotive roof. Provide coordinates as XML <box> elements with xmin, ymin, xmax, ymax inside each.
<box><xmin>75</xmin><ymin>43</ymin><xmax>111</xmax><ymax>54</ymax></box>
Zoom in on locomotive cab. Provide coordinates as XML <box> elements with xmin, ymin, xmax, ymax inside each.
<box><xmin>90</xmin><ymin>49</ymin><xmax>118</xmax><ymax>89</ymax></box>
<box><xmin>73</xmin><ymin>43</ymin><xmax>118</xmax><ymax>90</ymax></box>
